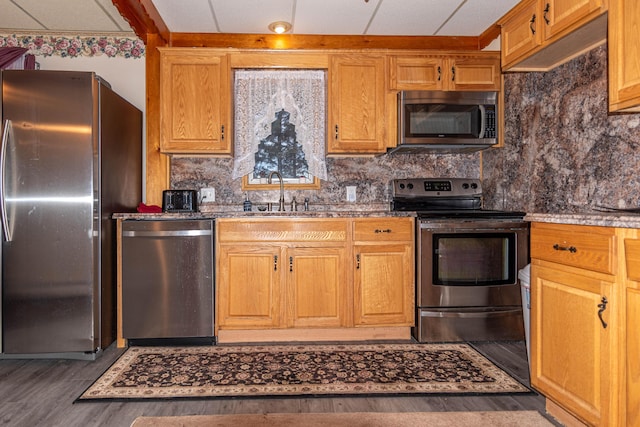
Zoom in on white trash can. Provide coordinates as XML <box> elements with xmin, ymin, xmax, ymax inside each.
<box><xmin>518</xmin><ymin>264</ymin><xmax>531</xmax><ymax>366</ymax></box>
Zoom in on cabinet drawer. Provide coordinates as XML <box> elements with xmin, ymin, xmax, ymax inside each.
<box><xmin>625</xmin><ymin>239</ymin><xmax>640</xmax><ymax>281</ymax></box>
<box><xmin>530</xmin><ymin>222</ymin><xmax>615</xmax><ymax>274</ymax></box>
<box><xmin>218</xmin><ymin>218</ymin><xmax>348</xmax><ymax>242</ymax></box>
<box><xmin>353</xmin><ymin>218</ymin><xmax>414</xmax><ymax>241</ymax></box>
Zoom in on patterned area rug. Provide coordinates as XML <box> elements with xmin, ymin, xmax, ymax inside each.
<box><xmin>77</xmin><ymin>343</ymin><xmax>529</xmax><ymax>400</ymax></box>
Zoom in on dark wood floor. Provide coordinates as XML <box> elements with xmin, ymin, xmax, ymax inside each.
<box><xmin>0</xmin><ymin>340</ymin><xmax>560</xmax><ymax>427</ymax></box>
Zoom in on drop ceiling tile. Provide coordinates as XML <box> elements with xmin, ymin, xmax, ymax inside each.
<box><xmin>0</xmin><ymin>0</ymin><xmax>45</xmax><ymax>30</ymax></box>
<box><xmin>295</xmin><ymin>0</ymin><xmax>375</xmax><ymax>35</ymax></box>
<box><xmin>12</xmin><ymin>0</ymin><xmax>123</xmax><ymax>32</ymax></box>
<box><xmin>438</xmin><ymin>0</ymin><xmax>521</xmax><ymax>35</ymax></box>
<box><xmin>212</xmin><ymin>0</ymin><xmax>294</xmax><ymax>34</ymax></box>
<box><xmin>96</xmin><ymin>0</ymin><xmax>135</xmax><ymax>32</ymax></box>
<box><xmin>152</xmin><ymin>0</ymin><xmax>217</xmax><ymax>33</ymax></box>
<box><xmin>367</xmin><ymin>0</ymin><xmax>462</xmax><ymax>36</ymax></box>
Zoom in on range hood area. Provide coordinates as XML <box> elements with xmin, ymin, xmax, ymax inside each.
<box><xmin>386</xmin><ymin>140</ymin><xmax>496</xmax><ymax>155</ymax></box>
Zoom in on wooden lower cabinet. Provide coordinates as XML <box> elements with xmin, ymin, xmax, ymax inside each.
<box><xmin>530</xmin><ymin>222</ymin><xmax>640</xmax><ymax>426</ymax></box>
<box><xmin>531</xmin><ymin>261</ymin><xmax>614</xmax><ymax>426</ymax></box>
<box><xmin>217</xmin><ymin>245</ymin><xmax>281</xmax><ymax>328</ymax></box>
<box><xmin>353</xmin><ymin>218</ymin><xmax>414</xmax><ymax>326</ymax></box>
<box><xmin>288</xmin><ymin>246</ymin><xmax>348</xmax><ymax>328</ymax></box>
<box><xmin>216</xmin><ymin>217</ymin><xmax>414</xmax><ymax>342</ymax></box>
<box><xmin>623</xmin><ymin>232</ymin><xmax>640</xmax><ymax>426</ymax></box>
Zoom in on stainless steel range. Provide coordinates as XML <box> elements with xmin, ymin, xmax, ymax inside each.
<box><xmin>391</xmin><ymin>178</ymin><xmax>529</xmax><ymax>343</ymax></box>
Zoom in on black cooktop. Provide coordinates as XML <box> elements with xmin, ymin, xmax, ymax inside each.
<box><xmin>415</xmin><ymin>209</ymin><xmax>526</xmax><ymax>219</ymax></box>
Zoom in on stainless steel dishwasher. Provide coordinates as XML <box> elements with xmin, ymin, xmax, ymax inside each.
<box><xmin>121</xmin><ymin>219</ymin><xmax>214</xmax><ymax>343</ymax></box>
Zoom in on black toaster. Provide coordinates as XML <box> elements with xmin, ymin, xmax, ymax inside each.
<box><xmin>162</xmin><ymin>190</ymin><xmax>198</xmax><ymax>213</ymax></box>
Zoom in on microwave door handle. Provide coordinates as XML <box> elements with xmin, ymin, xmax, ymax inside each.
<box><xmin>0</xmin><ymin>120</ymin><xmax>12</xmax><ymax>242</ymax></box>
<box><xmin>478</xmin><ymin>105</ymin><xmax>486</xmax><ymax>138</ymax></box>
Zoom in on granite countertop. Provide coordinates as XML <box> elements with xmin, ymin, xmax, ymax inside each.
<box><xmin>114</xmin><ymin>203</ymin><xmax>415</xmax><ymax>220</ymax></box>
<box><xmin>525</xmin><ymin>212</ymin><xmax>640</xmax><ymax>229</ymax></box>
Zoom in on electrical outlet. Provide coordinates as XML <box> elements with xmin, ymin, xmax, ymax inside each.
<box><xmin>200</xmin><ymin>187</ymin><xmax>215</xmax><ymax>203</ymax></box>
<box><xmin>346</xmin><ymin>186</ymin><xmax>357</xmax><ymax>202</ymax></box>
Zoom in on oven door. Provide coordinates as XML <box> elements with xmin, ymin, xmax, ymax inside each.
<box><xmin>415</xmin><ymin>219</ymin><xmax>529</xmax><ymax>342</ymax></box>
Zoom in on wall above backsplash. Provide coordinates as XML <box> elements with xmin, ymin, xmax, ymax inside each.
<box><xmin>171</xmin><ymin>154</ymin><xmax>480</xmax><ymax>211</ymax></box>
<box><xmin>483</xmin><ymin>44</ymin><xmax>640</xmax><ymax>214</ymax></box>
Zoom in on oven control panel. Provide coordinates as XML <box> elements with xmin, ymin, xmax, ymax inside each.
<box><xmin>391</xmin><ymin>178</ymin><xmax>482</xmax><ymax>198</ymax></box>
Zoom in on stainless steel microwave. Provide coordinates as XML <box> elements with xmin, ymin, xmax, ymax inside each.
<box><xmin>390</xmin><ymin>90</ymin><xmax>498</xmax><ymax>154</ymax></box>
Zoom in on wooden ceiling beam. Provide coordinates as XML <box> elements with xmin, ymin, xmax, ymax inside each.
<box><xmin>111</xmin><ymin>0</ymin><xmax>169</xmax><ymax>43</ymax></box>
<box><xmin>166</xmin><ymin>33</ymin><xmax>482</xmax><ymax>51</ymax></box>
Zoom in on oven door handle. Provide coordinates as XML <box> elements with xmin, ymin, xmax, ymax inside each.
<box><xmin>420</xmin><ymin>308</ymin><xmax>522</xmax><ymax>319</ymax></box>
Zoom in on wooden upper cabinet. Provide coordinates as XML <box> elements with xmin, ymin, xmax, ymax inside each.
<box><xmin>543</xmin><ymin>0</ymin><xmax>605</xmax><ymax>39</ymax></box>
<box><xmin>500</xmin><ymin>0</ymin><xmax>607</xmax><ymax>72</ymax></box>
<box><xmin>159</xmin><ymin>49</ymin><xmax>231</xmax><ymax>154</ymax></box>
<box><xmin>609</xmin><ymin>0</ymin><xmax>640</xmax><ymax>112</ymax></box>
<box><xmin>389</xmin><ymin>56</ymin><xmax>444</xmax><ymax>90</ymax></box>
<box><xmin>449</xmin><ymin>56</ymin><xmax>501</xmax><ymax>91</ymax></box>
<box><xmin>389</xmin><ymin>54</ymin><xmax>501</xmax><ymax>91</ymax></box>
<box><xmin>501</xmin><ymin>0</ymin><xmax>542</xmax><ymax>68</ymax></box>
<box><xmin>328</xmin><ymin>54</ymin><xmax>387</xmax><ymax>154</ymax></box>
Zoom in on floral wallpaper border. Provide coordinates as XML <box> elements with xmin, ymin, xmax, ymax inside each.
<box><xmin>0</xmin><ymin>33</ymin><xmax>144</xmax><ymax>58</ymax></box>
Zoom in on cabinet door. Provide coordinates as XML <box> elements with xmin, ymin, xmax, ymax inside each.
<box><xmin>608</xmin><ymin>0</ymin><xmax>640</xmax><ymax>112</ymax></box>
<box><xmin>328</xmin><ymin>54</ymin><xmax>386</xmax><ymax>154</ymax></box>
<box><xmin>287</xmin><ymin>247</ymin><xmax>348</xmax><ymax>328</ymax></box>
<box><xmin>624</xmin><ymin>236</ymin><xmax>640</xmax><ymax>427</ymax></box>
<box><xmin>531</xmin><ymin>262</ymin><xmax>613</xmax><ymax>426</ymax></box>
<box><xmin>450</xmin><ymin>57</ymin><xmax>501</xmax><ymax>91</ymax></box>
<box><xmin>217</xmin><ymin>245</ymin><xmax>282</xmax><ymax>328</ymax></box>
<box><xmin>389</xmin><ymin>56</ymin><xmax>444</xmax><ymax>90</ymax></box>
<box><xmin>353</xmin><ymin>243</ymin><xmax>414</xmax><ymax>326</ymax></box>
<box><xmin>159</xmin><ymin>51</ymin><xmax>230</xmax><ymax>154</ymax></box>
<box><xmin>542</xmin><ymin>0</ymin><xmax>604</xmax><ymax>40</ymax></box>
<box><xmin>501</xmin><ymin>0</ymin><xmax>541</xmax><ymax>68</ymax></box>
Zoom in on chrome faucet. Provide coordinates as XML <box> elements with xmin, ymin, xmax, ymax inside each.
<box><xmin>267</xmin><ymin>171</ymin><xmax>285</xmax><ymax>211</ymax></box>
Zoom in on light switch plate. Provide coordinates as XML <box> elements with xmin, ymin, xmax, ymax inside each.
<box><xmin>346</xmin><ymin>186</ymin><xmax>357</xmax><ymax>202</ymax></box>
<box><xmin>200</xmin><ymin>187</ymin><xmax>215</xmax><ymax>202</ymax></box>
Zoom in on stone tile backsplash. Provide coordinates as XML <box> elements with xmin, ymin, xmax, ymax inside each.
<box><xmin>483</xmin><ymin>44</ymin><xmax>640</xmax><ymax>214</ymax></box>
<box><xmin>171</xmin><ymin>153</ymin><xmax>480</xmax><ymax>211</ymax></box>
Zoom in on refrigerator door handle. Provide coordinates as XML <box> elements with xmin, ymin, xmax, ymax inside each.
<box><xmin>1</xmin><ymin>119</ymin><xmax>12</xmax><ymax>242</ymax></box>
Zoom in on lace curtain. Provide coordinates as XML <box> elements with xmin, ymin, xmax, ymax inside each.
<box><xmin>232</xmin><ymin>69</ymin><xmax>327</xmax><ymax>181</ymax></box>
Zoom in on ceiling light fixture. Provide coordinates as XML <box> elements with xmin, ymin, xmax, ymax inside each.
<box><xmin>268</xmin><ymin>21</ymin><xmax>292</xmax><ymax>34</ymax></box>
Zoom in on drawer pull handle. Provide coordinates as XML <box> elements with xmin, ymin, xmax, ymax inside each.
<box><xmin>529</xmin><ymin>14</ymin><xmax>536</xmax><ymax>35</ymax></box>
<box><xmin>553</xmin><ymin>243</ymin><xmax>577</xmax><ymax>253</ymax></box>
<box><xmin>335</xmin><ymin>125</ymin><xmax>339</xmax><ymax>140</ymax></box>
<box><xmin>221</xmin><ymin>125</ymin><xmax>225</xmax><ymax>140</ymax></box>
<box><xmin>597</xmin><ymin>296</ymin><xmax>608</xmax><ymax>329</ymax></box>
<box><xmin>274</xmin><ymin>255</ymin><xmax>278</xmax><ymax>271</ymax></box>
<box><xmin>289</xmin><ymin>256</ymin><xmax>293</xmax><ymax>272</ymax></box>
<box><xmin>375</xmin><ymin>229</ymin><xmax>392</xmax><ymax>234</ymax></box>
<box><xmin>356</xmin><ymin>254</ymin><xmax>361</xmax><ymax>269</ymax></box>
<box><xmin>543</xmin><ymin>3</ymin><xmax>550</xmax><ymax>25</ymax></box>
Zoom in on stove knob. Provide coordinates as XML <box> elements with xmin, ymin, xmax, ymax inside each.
<box><xmin>399</xmin><ymin>183</ymin><xmax>405</xmax><ymax>189</ymax></box>
<box><xmin>470</xmin><ymin>183</ymin><xmax>478</xmax><ymax>189</ymax></box>
<box><xmin>408</xmin><ymin>183</ymin><xmax>414</xmax><ymax>189</ymax></box>
<box><xmin>462</xmin><ymin>183</ymin><xmax>469</xmax><ymax>189</ymax></box>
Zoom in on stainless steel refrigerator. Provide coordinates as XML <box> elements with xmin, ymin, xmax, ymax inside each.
<box><xmin>0</xmin><ymin>70</ymin><xmax>142</xmax><ymax>359</ymax></box>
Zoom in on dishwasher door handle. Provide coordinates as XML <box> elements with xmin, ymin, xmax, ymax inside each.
<box><xmin>122</xmin><ymin>229</ymin><xmax>213</xmax><ymax>237</ymax></box>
